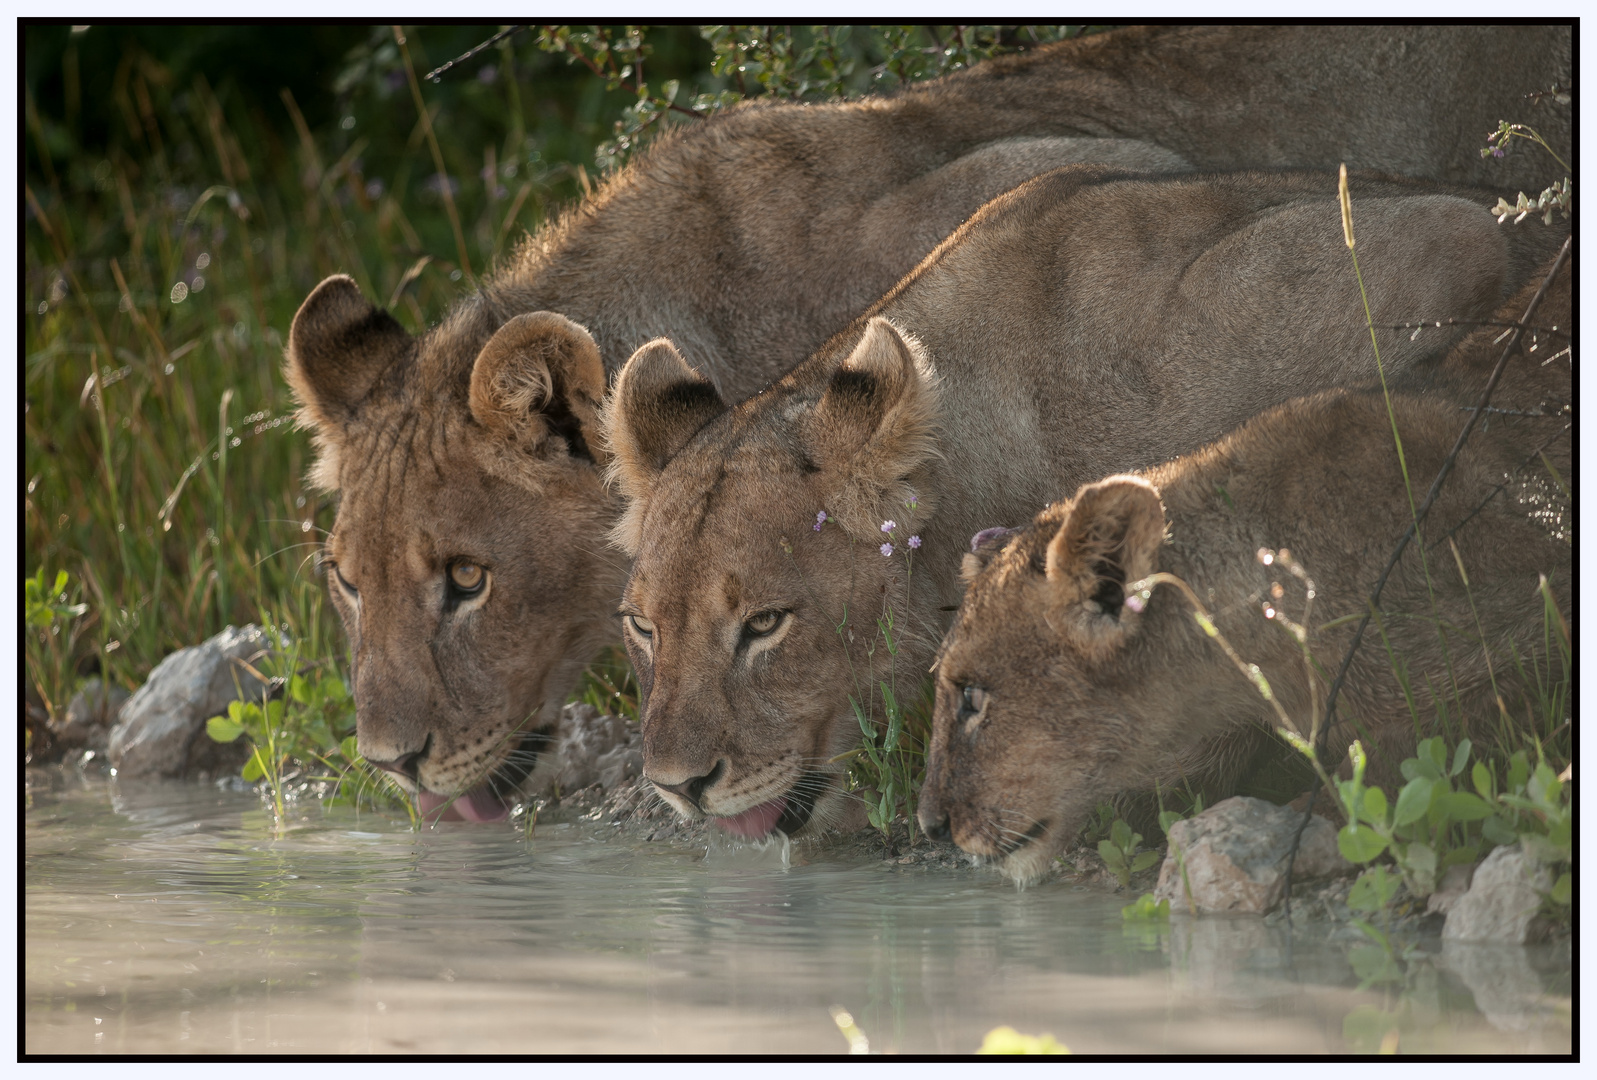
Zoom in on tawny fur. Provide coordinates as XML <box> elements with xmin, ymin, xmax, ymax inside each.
<box><xmin>282</xmin><ymin>26</ymin><xmax>1568</xmax><ymax>803</ymax></box>
<box><xmin>920</xmin><ymin>258</ymin><xmax>1571</xmax><ymax>883</ymax></box>
<box><xmin>602</xmin><ymin>167</ymin><xmax>1565</xmax><ymax>837</ymax></box>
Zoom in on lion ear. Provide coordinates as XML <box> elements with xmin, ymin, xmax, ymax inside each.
<box><xmin>807</xmin><ymin>317</ymin><xmax>941</xmax><ymax>538</ymax></box>
<box><xmin>1044</xmin><ymin>476</ymin><xmax>1165</xmax><ymax>654</ymax></box>
<box><xmin>285</xmin><ymin>275</ymin><xmax>414</xmax><ymax>489</ymax></box>
<box><xmin>469</xmin><ymin>312</ymin><xmax>607</xmax><ymax>463</ymax></box>
<box><xmin>606</xmin><ymin>338</ymin><xmax>728</xmax><ymax>498</ymax></box>
<box><xmin>286</xmin><ymin>275</ymin><xmax>413</xmax><ymax>428</ymax></box>
<box><xmin>959</xmin><ymin>526</ymin><xmax>1019</xmax><ymax>586</ymax></box>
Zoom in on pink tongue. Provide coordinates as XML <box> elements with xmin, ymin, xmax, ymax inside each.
<box><xmin>714</xmin><ymin>796</ymin><xmax>787</xmax><ymax>839</ymax></box>
<box><xmin>416</xmin><ymin>784</ymin><xmax>509</xmax><ymax>824</ymax></box>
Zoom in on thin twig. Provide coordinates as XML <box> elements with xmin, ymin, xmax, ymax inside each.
<box><xmin>424</xmin><ymin>25</ymin><xmax>524</xmax><ymax>82</ymax></box>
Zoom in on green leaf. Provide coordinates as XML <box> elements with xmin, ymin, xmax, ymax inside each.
<box><xmin>1437</xmin><ymin>791</ymin><xmax>1493</xmax><ymax>822</ymax></box>
<box><xmin>1338</xmin><ymin>825</ymin><xmax>1388</xmax><ymax>864</ymax></box>
<box><xmin>1439</xmin><ymin>843</ymin><xmax>1479</xmax><ymax>870</ymax></box>
<box><xmin>1401</xmin><ymin>842</ymin><xmax>1437</xmax><ymax>895</ymax></box>
<box><xmin>241</xmin><ymin>751</ymin><xmax>266</xmax><ymax>783</ymax></box>
<box><xmin>1348</xmin><ymin>866</ymin><xmax>1398</xmax><ymax>913</ymax></box>
<box><xmin>1359</xmin><ymin>786</ymin><xmax>1389</xmax><ymax>828</ymax></box>
<box><xmin>288</xmin><ymin>674</ymin><xmax>311</xmax><ymax>705</ymax></box>
<box><xmin>1098</xmin><ymin>839</ymin><xmax>1127</xmax><ymax>871</ymax></box>
<box><xmin>1550</xmin><ymin>873</ymin><xmax>1571</xmax><ymax>906</ymax></box>
<box><xmin>1121</xmin><ymin>893</ymin><xmax>1170</xmax><ymax>922</ymax></box>
<box><xmin>1472</xmin><ymin>760</ymin><xmax>1494</xmax><ymax>800</ymax></box>
<box><xmin>206</xmin><ymin>715</ymin><xmax>244</xmax><ymax>743</ymax></box>
<box><xmin>340</xmin><ymin>735</ymin><xmax>359</xmax><ymax>762</ymax></box>
<box><xmin>1423</xmin><ymin>737</ymin><xmax>1447</xmax><ymax>777</ymax></box>
<box><xmin>1131</xmin><ymin>850</ymin><xmax>1161</xmax><ymax>874</ymax></box>
<box><xmin>1450</xmin><ymin>739</ymin><xmax>1472</xmax><ymax>778</ymax></box>
<box><xmin>1481</xmin><ymin>815</ymin><xmax>1518</xmax><ymax>847</ymax></box>
<box><xmin>1507</xmin><ymin>751</ymin><xmax>1529</xmax><ymax>793</ymax></box>
<box><xmin>1393</xmin><ymin>777</ymin><xmax>1433</xmax><ymax>827</ymax></box>
<box><xmin>1158</xmin><ymin>810</ymin><xmax>1184</xmax><ymax>834</ymax></box>
<box><xmin>1110</xmin><ymin>818</ymin><xmax>1132</xmax><ymax>851</ymax></box>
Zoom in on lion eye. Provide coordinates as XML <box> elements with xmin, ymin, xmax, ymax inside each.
<box><xmin>957</xmin><ymin>685</ymin><xmax>988</xmax><ymax>724</ymax></box>
<box><xmin>330</xmin><ymin>564</ymin><xmax>358</xmax><ymax>597</ymax></box>
<box><xmin>448</xmin><ymin>561</ymin><xmax>486</xmax><ymax>595</ymax></box>
<box><xmin>745</xmin><ymin>610</ymin><xmax>783</xmax><ymax>637</ymax></box>
<box><xmin>628</xmin><ymin>614</ymin><xmax>655</xmax><ymax>639</ymax></box>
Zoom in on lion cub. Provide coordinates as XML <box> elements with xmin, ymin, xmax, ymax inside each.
<box><xmin>604</xmin><ymin>168</ymin><xmax>1566</xmax><ymax>841</ymax></box>
<box><xmin>918</xmin><ymin>259</ymin><xmax>1571</xmax><ymax>883</ymax></box>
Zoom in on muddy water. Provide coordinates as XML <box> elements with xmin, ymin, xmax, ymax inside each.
<box><xmin>25</xmin><ymin>771</ymin><xmax>1570</xmax><ymax>1055</ymax></box>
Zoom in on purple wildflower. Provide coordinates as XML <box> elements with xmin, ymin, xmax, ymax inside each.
<box><xmin>880</xmin><ymin>520</ymin><xmax>896</xmax><ymax>533</ymax></box>
<box><xmin>1492</xmin><ymin>147</ymin><xmax>1505</xmax><ymax>159</ymax></box>
<box><xmin>905</xmin><ymin>494</ymin><xmax>919</xmax><ymax>510</ymax></box>
<box><xmin>879</xmin><ymin>542</ymin><xmax>894</xmax><ymax>557</ymax></box>
<box><xmin>814</xmin><ymin>510</ymin><xmax>828</xmax><ymax>532</ymax></box>
<box><xmin>1125</xmin><ymin>593</ymin><xmax>1146</xmax><ymax>614</ymax></box>
<box><xmin>907</xmin><ymin>535</ymin><xmax>921</xmax><ymax>550</ymax></box>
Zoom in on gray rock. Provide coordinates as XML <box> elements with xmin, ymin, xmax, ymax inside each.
<box><xmin>48</xmin><ymin>677</ymin><xmax>131</xmax><ymax>753</ymax></box>
<box><xmin>1426</xmin><ymin>861</ymin><xmax>1480</xmax><ymax>916</ymax></box>
<box><xmin>1155</xmin><ymin>795</ymin><xmax>1351</xmax><ymax>915</ymax></box>
<box><xmin>543</xmin><ymin>702</ymin><xmax>640</xmax><ymax>796</ymax></box>
<box><xmin>1442</xmin><ymin>843</ymin><xmax>1552</xmax><ymax>944</ymax></box>
<box><xmin>1441</xmin><ymin>939</ymin><xmax>1560</xmax><ymax>1033</ymax></box>
<box><xmin>108</xmin><ymin>625</ymin><xmax>276</xmax><ymax>779</ymax></box>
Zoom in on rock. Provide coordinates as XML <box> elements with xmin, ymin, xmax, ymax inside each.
<box><xmin>1442</xmin><ymin>843</ymin><xmax>1552</xmax><ymax>944</ymax></box>
<box><xmin>48</xmin><ymin>678</ymin><xmax>131</xmax><ymax>754</ymax></box>
<box><xmin>544</xmin><ymin>702</ymin><xmax>640</xmax><ymax>796</ymax></box>
<box><xmin>1154</xmin><ymin>795</ymin><xmax>1351</xmax><ymax>915</ymax></box>
<box><xmin>1426</xmin><ymin>861</ymin><xmax>1480</xmax><ymax>916</ymax></box>
<box><xmin>1441</xmin><ymin>938</ymin><xmax>1563</xmax><ymax>1033</ymax></box>
<box><xmin>108</xmin><ymin>625</ymin><xmax>276</xmax><ymax>780</ymax></box>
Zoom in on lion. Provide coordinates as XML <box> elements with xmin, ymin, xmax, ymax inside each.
<box><xmin>287</xmin><ymin>26</ymin><xmax>1567</xmax><ymax>817</ymax></box>
<box><xmin>916</xmin><ymin>255</ymin><xmax>1571</xmax><ymax>884</ymax></box>
<box><xmin>603</xmin><ymin>167</ymin><xmax>1567</xmax><ymax>839</ymax></box>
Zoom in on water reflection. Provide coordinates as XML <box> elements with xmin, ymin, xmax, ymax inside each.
<box><xmin>24</xmin><ymin>772</ymin><xmax>1571</xmax><ymax>1054</ymax></box>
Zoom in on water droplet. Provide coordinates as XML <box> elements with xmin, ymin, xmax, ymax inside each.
<box><xmin>36</xmin><ymin>301</ymin><xmax>48</xmax><ymax>315</ymax></box>
<box><xmin>170</xmin><ymin>281</ymin><xmax>189</xmax><ymax>304</ymax></box>
<box><xmin>191</xmin><ymin>275</ymin><xmax>205</xmax><ymax>293</ymax></box>
<box><xmin>195</xmin><ymin>252</ymin><xmax>211</xmax><ymax>269</ymax></box>
<box><xmin>164</xmin><ymin>363</ymin><xmax>175</xmax><ymax>375</ymax></box>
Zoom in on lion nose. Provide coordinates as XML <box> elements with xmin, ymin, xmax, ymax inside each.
<box><xmin>650</xmin><ymin>759</ymin><xmax>726</xmax><ymax>811</ymax></box>
<box><xmin>367</xmin><ymin>747</ymin><xmax>424</xmax><ymax>782</ymax></box>
<box><xmin>922</xmin><ymin>812</ymin><xmax>951</xmax><ymax>843</ymax></box>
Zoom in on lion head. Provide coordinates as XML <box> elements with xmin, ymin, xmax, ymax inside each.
<box><xmin>286</xmin><ymin>276</ymin><xmax>627</xmax><ymax>820</ymax></box>
<box><xmin>604</xmin><ymin>318</ymin><xmax>944</xmax><ymax>839</ymax></box>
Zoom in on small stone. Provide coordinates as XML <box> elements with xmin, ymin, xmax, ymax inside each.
<box><xmin>50</xmin><ymin>678</ymin><xmax>131</xmax><ymax>753</ymax></box>
<box><xmin>1442</xmin><ymin>843</ymin><xmax>1552</xmax><ymax>944</ymax></box>
<box><xmin>542</xmin><ymin>703</ymin><xmax>639</xmax><ymax>797</ymax></box>
<box><xmin>108</xmin><ymin>625</ymin><xmax>275</xmax><ymax>780</ymax></box>
<box><xmin>1154</xmin><ymin>795</ymin><xmax>1351</xmax><ymax>915</ymax></box>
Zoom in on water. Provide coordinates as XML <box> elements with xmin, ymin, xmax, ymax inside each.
<box><xmin>25</xmin><ymin>771</ymin><xmax>1571</xmax><ymax>1054</ymax></box>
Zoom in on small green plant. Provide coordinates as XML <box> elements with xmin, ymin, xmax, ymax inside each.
<box><xmin>574</xmin><ymin>644</ymin><xmax>640</xmax><ymax>722</ymax></box>
<box><xmin>798</xmin><ymin>497</ymin><xmax>929</xmax><ymax>841</ymax></box>
<box><xmin>206</xmin><ymin>641</ymin><xmax>405</xmax><ymax>827</ymax></box>
<box><xmin>24</xmin><ymin>567</ymin><xmax>90</xmax><ymax>726</ymax></box>
<box><xmin>1329</xmin><ymin>736</ymin><xmax>1571</xmax><ymax>926</ymax></box>
<box><xmin>1098</xmin><ymin>818</ymin><xmax>1161</xmax><ymax>888</ymax></box>
<box><xmin>1121</xmin><ymin>892</ymin><xmax>1170</xmax><ymax>922</ymax></box>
